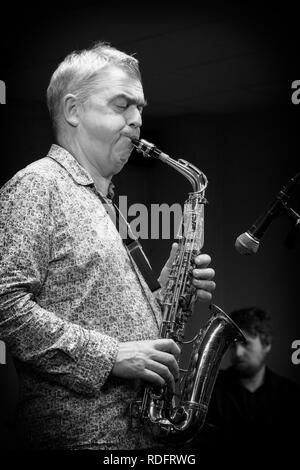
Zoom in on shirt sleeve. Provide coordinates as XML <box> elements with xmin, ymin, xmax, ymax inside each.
<box><xmin>0</xmin><ymin>171</ymin><xmax>119</xmax><ymax>396</ymax></box>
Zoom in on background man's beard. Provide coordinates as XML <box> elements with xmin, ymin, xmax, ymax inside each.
<box><xmin>232</xmin><ymin>361</ymin><xmax>265</xmax><ymax>378</ymax></box>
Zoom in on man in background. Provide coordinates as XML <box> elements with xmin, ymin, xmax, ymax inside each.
<box><xmin>205</xmin><ymin>307</ymin><xmax>300</xmax><ymax>454</ymax></box>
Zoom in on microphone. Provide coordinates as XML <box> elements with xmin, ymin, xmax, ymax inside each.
<box><xmin>235</xmin><ymin>171</ymin><xmax>300</xmax><ymax>255</ymax></box>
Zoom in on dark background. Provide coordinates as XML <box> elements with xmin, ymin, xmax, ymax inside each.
<box><xmin>0</xmin><ymin>0</ymin><xmax>299</xmax><ymax>451</ymax></box>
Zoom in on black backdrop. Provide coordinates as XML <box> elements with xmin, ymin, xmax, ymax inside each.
<box><xmin>0</xmin><ymin>0</ymin><xmax>299</xmax><ymax>453</ymax></box>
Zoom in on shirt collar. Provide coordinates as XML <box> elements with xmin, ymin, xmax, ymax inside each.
<box><xmin>47</xmin><ymin>144</ymin><xmax>115</xmax><ymax>199</ymax></box>
<box><xmin>48</xmin><ymin>144</ymin><xmax>94</xmax><ymax>186</ymax></box>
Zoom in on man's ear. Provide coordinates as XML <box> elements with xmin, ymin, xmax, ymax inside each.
<box><xmin>63</xmin><ymin>94</ymin><xmax>80</xmax><ymax>127</ymax></box>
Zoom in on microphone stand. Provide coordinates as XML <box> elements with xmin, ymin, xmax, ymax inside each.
<box><xmin>281</xmin><ymin>202</ymin><xmax>300</xmax><ymax>229</ymax></box>
<box><xmin>282</xmin><ymin>200</ymin><xmax>300</xmax><ymax>249</ymax></box>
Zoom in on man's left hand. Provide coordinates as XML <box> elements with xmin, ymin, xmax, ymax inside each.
<box><xmin>158</xmin><ymin>242</ymin><xmax>216</xmax><ymax>302</ymax></box>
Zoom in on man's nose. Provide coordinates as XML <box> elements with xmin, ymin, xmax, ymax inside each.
<box><xmin>235</xmin><ymin>343</ymin><xmax>245</xmax><ymax>357</ymax></box>
<box><xmin>126</xmin><ymin>106</ymin><xmax>142</xmax><ymax>128</ymax></box>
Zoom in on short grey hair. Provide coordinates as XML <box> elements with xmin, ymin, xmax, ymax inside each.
<box><xmin>47</xmin><ymin>41</ymin><xmax>141</xmax><ymax>136</ymax></box>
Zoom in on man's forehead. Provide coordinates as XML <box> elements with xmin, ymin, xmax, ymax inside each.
<box><xmin>93</xmin><ymin>65</ymin><xmax>144</xmax><ymax>100</ymax></box>
<box><xmin>243</xmin><ymin>332</ymin><xmax>263</xmax><ymax>344</ymax></box>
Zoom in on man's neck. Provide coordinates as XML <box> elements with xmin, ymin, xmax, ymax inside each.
<box><xmin>85</xmin><ymin>166</ymin><xmax>111</xmax><ymax>197</ymax></box>
<box><xmin>237</xmin><ymin>365</ymin><xmax>266</xmax><ymax>393</ymax></box>
<box><xmin>59</xmin><ymin>138</ymin><xmax>111</xmax><ymax>197</ymax></box>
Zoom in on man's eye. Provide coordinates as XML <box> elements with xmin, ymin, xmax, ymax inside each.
<box><xmin>115</xmin><ymin>103</ymin><xmax>128</xmax><ymax>110</ymax></box>
<box><xmin>115</xmin><ymin>103</ymin><xmax>143</xmax><ymax>114</ymax></box>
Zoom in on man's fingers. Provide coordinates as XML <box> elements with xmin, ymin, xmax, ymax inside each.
<box><xmin>142</xmin><ymin>368</ymin><xmax>175</xmax><ymax>393</ymax></box>
<box><xmin>192</xmin><ymin>267</ymin><xmax>215</xmax><ymax>280</ymax></box>
<box><xmin>191</xmin><ymin>255</ymin><xmax>215</xmax><ymax>302</ymax></box>
<box><xmin>165</xmin><ymin>242</ymin><xmax>179</xmax><ymax>269</ymax></box>
<box><xmin>111</xmin><ymin>339</ymin><xmax>180</xmax><ymax>391</ymax></box>
<box><xmin>193</xmin><ymin>253</ymin><xmax>211</xmax><ymax>268</ymax></box>
<box><xmin>145</xmin><ymin>359</ymin><xmax>175</xmax><ymax>391</ymax></box>
<box><xmin>153</xmin><ymin>338</ymin><xmax>181</xmax><ymax>358</ymax></box>
<box><xmin>195</xmin><ymin>289</ymin><xmax>213</xmax><ymax>302</ymax></box>
<box><xmin>192</xmin><ymin>279</ymin><xmax>216</xmax><ymax>291</ymax></box>
<box><xmin>150</xmin><ymin>350</ymin><xmax>179</xmax><ymax>380</ymax></box>
<box><xmin>142</xmin><ymin>369</ymin><xmax>166</xmax><ymax>388</ymax></box>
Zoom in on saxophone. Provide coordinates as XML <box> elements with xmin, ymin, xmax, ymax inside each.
<box><xmin>131</xmin><ymin>138</ymin><xmax>246</xmax><ymax>445</ymax></box>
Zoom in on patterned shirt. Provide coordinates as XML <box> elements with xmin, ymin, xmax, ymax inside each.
<box><xmin>0</xmin><ymin>144</ymin><xmax>162</xmax><ymax>450</ymax></box>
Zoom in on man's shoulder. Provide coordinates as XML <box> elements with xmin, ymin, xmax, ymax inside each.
<box><xmin>266</xmin><ymin>369</ymin><xmax>300</xmax><ymax>419</ymax></box>
<box><xmin>15</xmin><ymin>155</ymin><xmax>60</xmax><ymax>182</ymax></box>
<box><xmin>266</xmin><ymin>368</ymin><xmax>300</xmax><ymax>394</ymax></box>
<box><xmin>1</xmin><ymin>154</ymin><xmax>62</xmax><ymax>194</ymax></box>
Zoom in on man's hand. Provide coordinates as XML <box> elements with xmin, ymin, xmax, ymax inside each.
<box><xmin>158</xmin><ymin>243</ymin><xmax>216</xmax><ymax>301</ymax></box>
<box><xmin>111</xmin><ymin>339</ymin><xmax>180</xmax><ymax>391</ymax></box>
<box><xmin>192</xmin><ymin>252</ymin><xmax>216</xmax><ymax>301</ymax></box>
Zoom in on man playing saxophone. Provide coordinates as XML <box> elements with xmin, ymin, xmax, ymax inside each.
<box><xmin>0</xmin><ymin>42</ymin><xmax>216</xmax><ymax>450</ymax></box>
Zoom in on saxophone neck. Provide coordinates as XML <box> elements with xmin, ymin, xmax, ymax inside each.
<box><xmin>132</xmin><ymin>138</ymin><xmax>208</xmax><ymax>193</ymax></box>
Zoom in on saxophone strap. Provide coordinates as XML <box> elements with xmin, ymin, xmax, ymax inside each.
<box><xmin>98</xmin><ymin>193</ymin><xmax>160</xmax><ymax>293</ymax></box>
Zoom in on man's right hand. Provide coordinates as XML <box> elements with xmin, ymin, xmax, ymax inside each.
<box><xmin>111</xmin><ymin>339</ymin><xmax>181</xmax><ymax>391</ymax></box>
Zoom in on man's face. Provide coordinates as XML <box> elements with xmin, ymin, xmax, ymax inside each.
<box><xmin>75</xmin><ymin>65</ymin><xmax>145</xmax><ymax>178</ymax></box>
<box><xmin>229</xmin><ymin>334</ymin><xmax>271</xmax><ymax>377</ymax></box>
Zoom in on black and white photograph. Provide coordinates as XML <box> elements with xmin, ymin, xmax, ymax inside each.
<box><xmin>0</xmin><ymin>2</ymin><xmax>299</xmax><ymax>465</ymax></box>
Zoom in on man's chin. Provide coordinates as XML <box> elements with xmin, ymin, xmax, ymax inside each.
<box><xmin>232</xmin><ymin>363</ymin><xmax>252</xmax><ymax>375</ymax></box>
<box><xmin>111</xmin><ymin>157</ymin><xmax>129</xmax><ymax>175</ymax></box>
<box><xmin>233</xmin><ymin>363</ymin><xmax>263</xmax><ymax>379</ymax></box>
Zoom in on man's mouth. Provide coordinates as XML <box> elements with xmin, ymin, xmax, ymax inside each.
<box><xmin>234</xmin><ymin>361</ymin><xmax>247</xmax><ymax>367</ymax></box>
<box><xmin>120</xmin><ymin>132</ymin><xmax>139</xmax><ymax>142</ymax></box>
<box><xmin>116</xmin><ymin>134</ymin><xmax>139</xmax><ymax>162</ymax></box>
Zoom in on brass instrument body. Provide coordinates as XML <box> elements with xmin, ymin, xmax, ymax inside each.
<box><xmin>131</xmin><ymin>138</ymin><xmax>245</xmax><ymax>444</ymax></box>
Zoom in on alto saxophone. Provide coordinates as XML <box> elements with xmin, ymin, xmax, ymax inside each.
<box><xmin>131</xmin><ymin>138</ymin><xmax>246</xmax><ymax>445</ymax></box>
